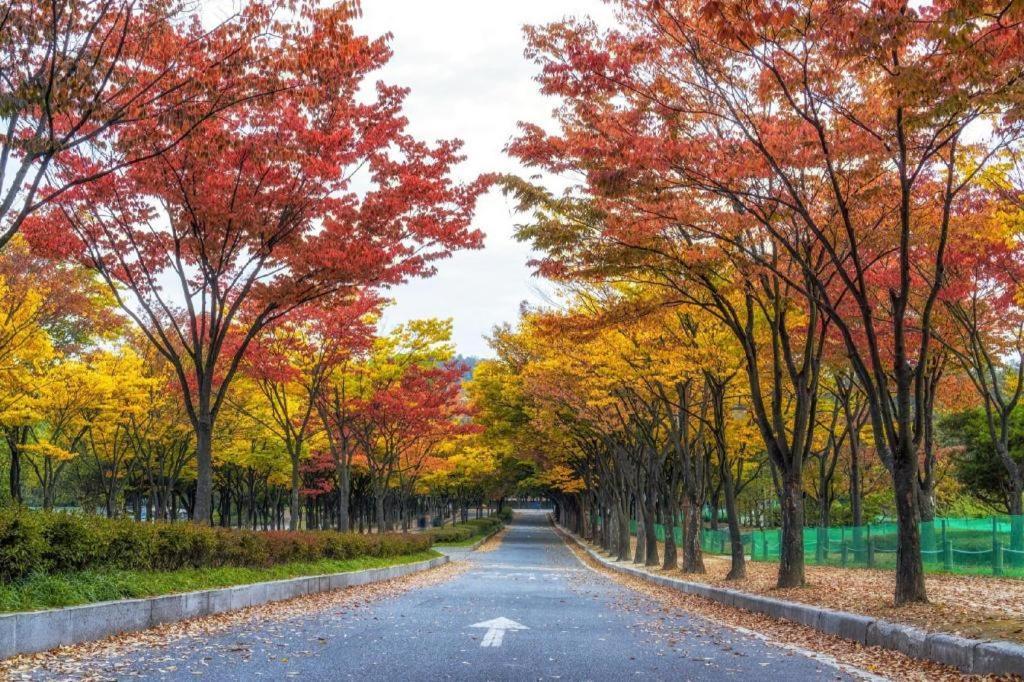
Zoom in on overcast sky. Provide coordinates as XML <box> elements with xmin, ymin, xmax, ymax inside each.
<box><xmin>356</xmin><ymin>1</ymin><xmax>613</xmax><ymax>357</ymax></box>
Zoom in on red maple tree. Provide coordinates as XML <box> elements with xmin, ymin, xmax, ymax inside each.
<box><xmin>31</xmin><ymin>3</ymin><xmax>487</xmax><ymax>523</ymax></box>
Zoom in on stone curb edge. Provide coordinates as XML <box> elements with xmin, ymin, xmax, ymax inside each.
<box><xmin>555</xmin><ymin>522</ymin><xmax>1024</xmax><ymax>677</ymax></box>
<box><xmin>0</xmin><ymin>554</ymin><xmax>449</xmax><ymax>660</ymax></box>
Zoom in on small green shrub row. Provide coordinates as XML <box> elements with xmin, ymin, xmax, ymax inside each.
<box><xmin>496</xmin><ymin>508</ymin><xmax>513</xmax><ymax>523</ymax></box>
<box><xmin>427</xmin><ymin>515</ymin><xmax>504</xmax><ymax>544</ymax></box>
<box><xmin>0</xmin><ymin>511</ymin><xmax>433</xmax><ymax>582</ymax></box>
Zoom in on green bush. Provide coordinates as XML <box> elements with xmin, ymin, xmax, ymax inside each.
<box><xmin>497</xmin><ymin>508</ymin><xmax>513</xmax><ymax>523</ymax></box>
<box><xmin>40</xmin><ymin>513</ymin><xmax>104</xmax><ymax>572</ymax></box>
<box><xmin>104</xmin><ymin>520</ymin><xmax>157</xmax><ymax>570</ymax></box>
<box><xmin>0</xmin><ymin>510</ymin><xmax>434</xmax><ymax>583</ymax></box>
<box><xmin>427</xmin><ymin>526</ymin><xmax>475</xmax><ymax>543</ymax></box>
<box><xmin>0</xmin><ymin>513</ymin><xmax>46</xmax><ymax>581</ymax></box>
<box><xmin>426</xmin><ymin>514</ymin><xmax>504</xmax><ymax>544</ymax></box>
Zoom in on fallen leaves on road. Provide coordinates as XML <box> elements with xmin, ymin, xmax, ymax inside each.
<box><xmin>475</xmin><ymin>528</ymin><xmax>506</xmax><ymax>553</ymax></box>
<box><xmin>562</xmin><ymin>530</ymin><xmax>1008</xmax><ymax>681</ymax></box>
<box><xmin>1</xmin><ymin>561</ymin><xmax>468</xmax><ymax>681</ymax></box>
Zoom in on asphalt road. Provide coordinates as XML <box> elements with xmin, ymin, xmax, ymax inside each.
<box><xmin>29</xmin><ymin>511</ymin><xmax>862</xmax><ymax>681</ymax></box>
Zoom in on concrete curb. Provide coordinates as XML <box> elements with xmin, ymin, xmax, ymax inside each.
<box><xmin>556</xmin><ymin>523</ymin><xmax>1024</xmax><ymax>677</ymax></box>
<box><xmin>0</xmin><ymin>554</ymin><xmax>449</xmax><ymax>660</ymax></box>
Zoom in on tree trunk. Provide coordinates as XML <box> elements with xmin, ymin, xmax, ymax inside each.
<box><xmin>643</xmin><ymin>493</ymin><xmax>659</xmax><ymax>567</ymax></box>
<box><xmin>289</xmin><ymin>452</ymin><xmax>301</xmax><ymax>531</ymax></box>
<box><xmin>336</xmin><ymin>462</ymin><xmax>350</xmax><ymax>532</ymax></box>
<box><xmin>633</xmin><ymin>507</ymin><xmax>646</xmax><ymax>564</ymax></box>
<box><xmin>777</xmin><ymin>470</ymin><xmax>805</xmax><ymax>588</ymax></box>
<box><xmin>681</xmin><ymin>496</ymin><xmax>705</xmax><ymax>573</ymax></box>
<box><xmin>615</xmin><ymin>499</ymin><xmax>630</xmax><ymax>561</ymax></box>
<box><xmin>721</xmin><ymin>459</ymin><xmax>746</xmax><ymax>580</ymax></box>
<box><xmin>893</xmin><ymin>450</ymin><xmax>927</xmax><ymax>604</ymax></box>
<box><xmin>193</xmin><ymin>420</ymin><xmax>213</xmax><ymax>525</ymax></box>
<box><xmin>375</xmin><ymin>487</ymin><xmax>386</xmax><ymax>534</ymax></box>
<box><xmin>662</xmin><ymin>499</ymin><xmax>678</xmax><ymax>570</ymax></box>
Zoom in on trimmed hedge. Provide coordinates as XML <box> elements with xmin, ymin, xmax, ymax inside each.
<box><xmin>427</xmin><ymin>516</ymin><xmax>504</xmax><ymax>544</ymax></box>
<box><xmin>0</xmin><ymin>511</ymin><xmax>433</xmax><ymax>583</ymax></box>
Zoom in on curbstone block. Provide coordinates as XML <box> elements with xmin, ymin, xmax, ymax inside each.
<box><xmin>69</xmin><ymin>600</ymin><xmax>150</xmax><ymax>644</ymax></box>
<box><xmin>149</xmin><ymin>594</ymin><xmax>185</xmax><ymax>626</ymax></box>
<box><xmin>247</xmin><ymin>582</ymin><xmax>270</xmax><ymax>607</ymax></box>
<box><xmin>817</xmin><ymin>609</ymin><xmax>873</xmax><ymax>643</ymax></box>
<box><xmin>890</xmin><ymin>623</ymin><xmax>929</xmax><ymax>660</ymax></box>
<box><xmin>0</xmin><ymin>614</ymin><xmax>16</xmax><ymax>659</ymax></box>
<box><xmin>974</xmin><ymin>640</ymin><xmax>1024</xmax><ymax>676</ymax></box>
<box><xmin>212</xmin><ymin>585</ymin><xmax>254</xmax><ymax>614</ymax></box>
<box><xmin>15</xmin><ymin>609</ymin><xmax>72</xmax><ymax>654</ymax></box>
<box><xmin>774</xmin><ymin>599</ymin><xmax>823</xmax><ymax>629</ymax></box>
<box><xmin>926</xmin><ymin>632</ymin><xmax>978</xmax><ymax>672</ymax></box>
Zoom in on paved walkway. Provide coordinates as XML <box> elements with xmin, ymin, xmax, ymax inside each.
<box><xmin>25</xmin><ymin>511</ymin><xmax>863</xmax><ymax>680</ymax></box>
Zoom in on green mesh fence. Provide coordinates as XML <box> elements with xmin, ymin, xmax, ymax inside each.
<box><xmin>625</xmin><ymin>516</ymin><xmax>1024</xmax><ymax>578</ymax></box>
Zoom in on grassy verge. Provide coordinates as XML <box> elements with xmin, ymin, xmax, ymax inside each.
<box><xmin>430</xmin><ymin>517</ymin><xmax>504</xmax><ymax>547</ymax></box>
<box><xmin>0</xmin><ymin>550</ymin><xmax>441</xmax><ymax>613</ymax></box>
<box><xmin>434</xmin><ymin>529</ymin><xmax>497</xmax><ymax>547</ymax></box>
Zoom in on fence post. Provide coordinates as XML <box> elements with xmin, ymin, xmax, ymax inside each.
<box><xmin>943</xmin><ymin>539</ymin><xmax>953</xmax><ymax>572</ymax></box>
<box><xmin>941</xmin><ymin>518</ymin><xmax>947</xmax><ymax>547</ymax></box>
<box><xmin>994</xmin><ymin>540</ymin><xmax>1004</xmax><ymax>577</ymax></box>
<box><xmin>763</xmin><ymin>532</ymin><xmax>769</xmax><ymax>561</ymax></box>
<box><xmin>720</xmin><ymin>533</ymin><xmax>726</xmax><ymax>554</ymax></box>
<box><xmin>841</xmin><ymin>540</ymin><xmax>848</xmax><ymax>568</ymax></box>
<box><xmin>867</xmin><ymin>538</ymin><xmax>876</xmax><ymax>568</ymax></box>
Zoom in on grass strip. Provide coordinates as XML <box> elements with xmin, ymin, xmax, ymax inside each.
<box><xmin>433</xmin><ymin>525</ymin><xmax>502</xmax><ymax>547</ymax></box>
<box><xmin>0</xmin><ymin>550</ymin><xmax>441</xmax><ymax>613</ymax></box>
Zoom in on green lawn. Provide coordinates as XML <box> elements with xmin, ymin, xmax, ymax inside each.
<box><xmin>0</xmin><ymin>550</ymin><xmax>441</xmax><ymax>613</ymax></box>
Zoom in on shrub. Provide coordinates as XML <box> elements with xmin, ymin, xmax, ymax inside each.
<box><xmin>104</xmin><ymin>521</ymin><xmax>157</xmax><ymax>570</ymax></box>
<box><xmin>0</xmin><ymin>510</ymin><xmax>436</xmax><ymax>584</ymax></box>
<box><xmin>40</xmin><ymin>513</ymin><xmax>105</xmax><ymax>572</ymax></box>
<box><xmin>0</xmin><ymin>512</ymin><xmax>46</xmax><ymax>581</ymax></box>
<box><xmin>153</xmin><ymin>523</ymin><xmax>217</xmax><ymax>570</ymax></box>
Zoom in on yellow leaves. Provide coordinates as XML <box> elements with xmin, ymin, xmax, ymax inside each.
<box><xmin>20</xmin><ymin>442</ymin><xmax>75</xmax><ymax>462</ymax></box>
<box><xmin>25</xmin><ymin>348</ymin><xmax>157</xmax><ymax>466</ymax></box>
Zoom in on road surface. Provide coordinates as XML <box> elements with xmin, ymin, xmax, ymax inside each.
<box><xmin>22</xmin><ymin>511</ymin><xmax>862</xmax><ymax>681</ymax></box>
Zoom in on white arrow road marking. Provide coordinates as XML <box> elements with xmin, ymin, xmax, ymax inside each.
<box><xmin>471</xmin><ymin>617</ymin><xmax>528</xmax><ymax>648</ymax></box>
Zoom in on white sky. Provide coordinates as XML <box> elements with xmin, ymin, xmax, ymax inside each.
<box><xmin>356</xmin><ymin>1</ymin><xmax>613</xmax><ymax>357</ymax></box>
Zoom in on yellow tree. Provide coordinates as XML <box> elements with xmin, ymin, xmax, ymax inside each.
<box><xmin>20</xmin><ymin>350</ymin><xmax>151</xmax><ymax>514</ymax></box>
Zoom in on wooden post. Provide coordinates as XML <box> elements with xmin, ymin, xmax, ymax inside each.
<box><xmin>867</xmin><ymin>538</ymin><xmax>876</xmax><ymax>568</ymax></box>
<box><xmin>943</xmin><ymin>540</ymin><xmax>953</xmax><ymax>572</ymax></box>
<box><xmin>995</xmin><ymin>540</ymin><xmax>1004</xmax><ymax>577</ymax></box>
<box><xmin>841</xmin><ymin>540</ymin><xmax>848</xmax><ymax>568</ymax></box>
